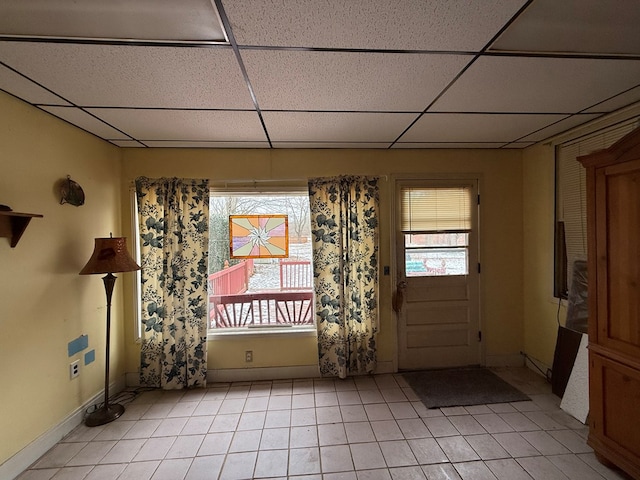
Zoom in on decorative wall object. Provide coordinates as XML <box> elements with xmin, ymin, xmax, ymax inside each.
<box><xmin>229</xmin><ymin>214</ymin><xmax>289</xmax><ymax>258</ymax></box>
<box><xmin>59</xmin><ymin>176</ymin><xmax>85</xmax><ymax>206</ymax></box>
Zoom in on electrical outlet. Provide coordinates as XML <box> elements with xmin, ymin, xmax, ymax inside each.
<box><xmin>70</xmin><ymin>360</ymin><xmax>80</xmax><ymax>379</ymax></box>
<box><xmin>245</xmin><ymin>350</ymin><xmax>253</xmax><ymax>362</ymax></box>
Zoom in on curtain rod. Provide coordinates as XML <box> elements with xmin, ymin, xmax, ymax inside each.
<box><xmin>210</xmin><ymin>175</ymin><xmax>388</xmax><ymax>185</ymax></box>
<box><xmin>210</xmin><ymin>178</ymin><xmax>307</xmax><ymax>185</ymax></box>
<box><xmin>130</xmin><ymin>175</ymin><xmax>389</xmax><ymax>187</ymax></box>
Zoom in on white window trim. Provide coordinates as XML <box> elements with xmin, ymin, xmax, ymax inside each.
<box><xmin>130</xmin><ymin>186</ymin><xmax>143</xmax><ymax>343</ymax></box>
<box><xmin>207</xmin><ymin>326</ymin><xmax>317</xmax><ymax>340</ymax></box>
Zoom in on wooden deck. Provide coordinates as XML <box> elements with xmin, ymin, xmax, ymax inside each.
<box><xmin>208</xmin><ymin>258</ymin><xmax>314</xmax><ymax>329</ymax></box>
<box><xmin>209</xmin><ymin>291</ymin><xmax>314</xmax><ymax>328</ymax></box>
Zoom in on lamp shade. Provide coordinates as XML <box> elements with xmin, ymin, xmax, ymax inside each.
<box><xmin>79</xmin><ymin>237</ymin><xmax>140</xmax><ymax>275</ymax></box>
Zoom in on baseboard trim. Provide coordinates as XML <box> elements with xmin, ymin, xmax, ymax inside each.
<box><xmin>375</xmin><ymin>360</ymin><xmax>395</xmax><ymax>374</ymax></box>
<box><xmin>126</xmin><ymin>371</ymin><xmax>140</xmax><ymax>387</ymax></box>
<box><xmin>126</xmin><ymin>360</ymin><xmax>394</xmax><ymax>386</ymax></box>
<box><xmin>0</xmin><ymin>377</ymin><xmax>125</xmax><ymax>480</ymax></box>
<box><xmin>485</xmin><ymin>353</ymin><xmax>526</xmax><ymax>368</ymax></box>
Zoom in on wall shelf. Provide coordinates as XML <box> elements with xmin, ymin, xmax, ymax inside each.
<box><xmin>0</xmin><ymin>210</ymin><xmax>43</xmax><ymax>248</ymax></box>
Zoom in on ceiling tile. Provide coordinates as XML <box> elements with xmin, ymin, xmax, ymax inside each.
<box><xmin>517</xmin><ymin>114</ymin><xmax>601</xmax><ymax>142</ymax></box>
<box><xmin>491</xmin><ymin>0</ymin><xmax>640</xmax><ymax>55</ymax></box>
<box><xmin>0</xmin><ymin>64</ymin><xmax>71</xmax><ymax>105</ymax></box>
<box><xmin>0</xmin><ymin>0</ymin><xmax>226</xmax><ymax>43</ymax></box>
<box><xmin>431</xmin><ymin>56</ymin><xmax>640</xmax><ymax>113</ymax></box>
<box><xmin>584</xmin><ymin>86</ymin><xmax>640</xmax><ymax>114</ymax></box>
<box><xmin>400</xmin><ymin>113</ymin><xmax>567</xmax><ymax>143</ymax></box>
<box><xmin>392</xmin><ymin>142</ymin><xmax>509</xmax><ymax>149</ymax></box>
<box><xmin>263</xmin><ymin>112</ymin><xmax>415</xmax><ymax>143</ymax></box>
<box><xmin>0</xmin><ymin>2</ymin><xmax>638</xmax><ymax>149</ymax></box>
<box><xmin>0</xmin><ymin>42</ymin><xmax>253</xmax><ymax>108</ymax></box>
<box><xmin>40</xmin><ymin>106</ymin><xmax>131</xmax><ymax>139</ymax></box>
<box><xmin>143</xmin><ymin>141</ymin><xmax>270</xmax><ymax>148</ymax></box>
<box><xmin>272</xmin><ymin>142</ymin><xmax>391</xmax><ymax>149</ymax></box>
<box><xmin>86</xmin><ymin>109</ymin><xmax>267</xmax><ymax>142</ymax></box>
<box><xmin>243</xmin><ymin>50</ymin><xmax>471</xmax><ymax>111</ymax></box>
<box><xmin>224</xmin><ymin>0</ymin><xmax>527</xmax><ymax>50</ymax></box>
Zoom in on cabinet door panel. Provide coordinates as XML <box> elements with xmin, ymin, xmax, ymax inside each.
<box><xmin>590</xmin><ymin>353</ymin><xmax>640</xmax><ymax>462</ymax></box>
<box><xmin>596</xmin><ymin>161</ymin><xmax>640</xmax><ymax>356</ymax></box>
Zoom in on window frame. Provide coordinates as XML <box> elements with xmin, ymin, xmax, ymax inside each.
<box><xmin>400</xmin><ymin>184</ymin><xmax>474</xmax><ymax>278</ymax></box>
<box><xmin>553</xmin><ymin>117</ymin><xmax>640</xmax><ymax>299</ymax></box>
<box><xmin>207</xmin><ymin>186</ymin><xmax>316</xmax><ymax>337</ymax></box>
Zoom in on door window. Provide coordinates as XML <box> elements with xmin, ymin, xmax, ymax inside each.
<box><xmin>401</xmin><ymin>186</ymin><xmax>472</xmax><ymax>277</ymax></box>
<box><xmin>405</xmin><ymin>233</ymin><xmax>469</xmax><ymax>277</ymax></box>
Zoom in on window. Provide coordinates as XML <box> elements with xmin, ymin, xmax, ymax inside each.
<box><xmin>554</xmin><ymin>117</ymin><xmax>639</xmax><ymax>298</ymax></box>
<box><xmin>401</xmin><ymin>186</ymin><xmax>472</xmax><ymax>277</ymax></box>
<box><xmin>208</xmin><ymin>191</ymin><xmax>314</xmax><ymax>331</ymax></box>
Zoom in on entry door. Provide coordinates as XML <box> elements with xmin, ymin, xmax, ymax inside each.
<box><xmin>395</xmin><ymin>179</ymin><xmax>481</xmax><ymax>370</ymax></box>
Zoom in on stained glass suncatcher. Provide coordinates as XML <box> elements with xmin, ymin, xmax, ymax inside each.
<box><xmin>229</xmin><ymin>214</ymin><xmax>289</xmax><ymax>258</ymax></box>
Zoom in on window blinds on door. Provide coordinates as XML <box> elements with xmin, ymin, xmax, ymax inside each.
<box><xmin>401</xmin><ymin>186</ymin><xmax>472</xmax><ymax>233</ymax></box>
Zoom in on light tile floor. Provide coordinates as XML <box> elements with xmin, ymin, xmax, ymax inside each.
<box><xmin>18</xmin><ymin>367</ymin><xmax>631</xmax><ymax>480</ymax></box>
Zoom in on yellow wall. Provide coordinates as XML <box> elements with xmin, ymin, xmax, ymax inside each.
<box><xmin>522</xmin><ymin>143</ymin><xmax>566</xmax><ymax>368</ymax></box>
<box><xmin>121</xmin><ymin>147</ymin><xmax>525</xmax><ymax>376</ymax></box>
<box><xmin>0</xmin><ymin>88</ymin><xmax>539</xmax><ymax>468</ymax></box>
<box><xmin>0</xmin><ymin>92</ymin><xmax>123</xmax><ymax>465</ymax></box>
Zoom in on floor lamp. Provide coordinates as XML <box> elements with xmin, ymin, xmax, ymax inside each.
<box><xmin>80</xmin><ymin>235</ymin><xmax>140</xmax><ymax>427</ymax></box>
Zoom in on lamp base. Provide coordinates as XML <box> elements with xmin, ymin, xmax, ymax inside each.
<box><xmin>85</xmin><ymin>403</ymin><xmax>125</xmax><ymax>427</ymax></box>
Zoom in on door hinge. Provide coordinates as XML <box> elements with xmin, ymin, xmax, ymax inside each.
<box><xmin>478</xmin><ymin>263</ymin><xmax>481</xmax><ymax>274</ymax></box>
<box><xmin>477</xmin><ymin>194</ymin><xmax>480</xmax><ymax>205</ymax></box>
<box><xmin>478</xmin><ymin>331</ymin><xmax>482</xmax><ymax>342</ymax></box>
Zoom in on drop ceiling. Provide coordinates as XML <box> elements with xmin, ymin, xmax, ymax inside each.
<box><xmin>0</xmin><ymin>0</ymin><xmax>639</xmax><ymax>149</ymax></box>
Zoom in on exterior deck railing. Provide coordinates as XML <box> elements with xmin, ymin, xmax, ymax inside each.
<box><xmin>208</xmin><ymin>259</ymin><xmax>254</xmax><ymax>295</ymax></box>
<box><xmin>279</xmin><ymin>259</ymin><xmax>313</xmax><ymax>290</ymax></box>
<box><xmin>209</xmin><ymin>291</ymin><xmax>314</xmax><ymax>328</ymax></box>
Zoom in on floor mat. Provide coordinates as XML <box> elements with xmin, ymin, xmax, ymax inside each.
<box><xmin>402</xmin><ymin>366</ymin><xmax>530</xmax><ymax>409</ymax></box>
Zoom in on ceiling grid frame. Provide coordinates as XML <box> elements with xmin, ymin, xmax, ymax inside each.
<box><xmin>0</xmin><ymin>0</ymin><xmax>638</xmax><ymax>149</ymax></box>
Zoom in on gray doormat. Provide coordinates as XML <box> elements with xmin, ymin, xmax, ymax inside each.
<box><xmin>402</xmin><ymin>366</ymin><xmax>530</xmax><ymax>409</ymax></box>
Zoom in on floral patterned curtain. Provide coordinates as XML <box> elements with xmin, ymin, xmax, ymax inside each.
<box><xmin>135</xmin><ymin>177</ymin><xmax>209</xmax><ymax>389</ymax></box>
<box><xmin>308</xmin><ymin>176</ymin><xmax>379</xmax><ymax>378</ymax></box>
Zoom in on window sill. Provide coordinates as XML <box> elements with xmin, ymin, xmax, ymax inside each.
<box><xmin>207</xmin><ymin>326</ymin><xmax>317</xmax><ymax>340</ymax></box>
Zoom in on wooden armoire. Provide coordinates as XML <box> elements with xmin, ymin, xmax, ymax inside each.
<box><xmin>579</xmin><ymin>126</ymin><xmax>640</xmax><ymax>479</ymax></box>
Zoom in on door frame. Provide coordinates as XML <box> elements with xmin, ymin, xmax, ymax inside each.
<box><xmin>390</xmin><ymin>173</ymin><xmax>485</xmax><ymax>370</ymax></box>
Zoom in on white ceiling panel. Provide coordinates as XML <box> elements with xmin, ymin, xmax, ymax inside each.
<box><xmin>491</xmin><ymin>0</ymin><xmax>640</xmax><ymax>55</ymax></box>
<box><xmin>431</xmin><ymin>56</ymin><xmax>640</xmax><ymax>113</ymax></box>
<box><xmin>0</xmin><ymin>0</ymin><xmax>226</xmax><ymax>43</ymax></box>
<box><xmin>86</xmin><ymin>109</ymin><xmax>267</xmax><ymax>142</ymax></box>
<box><xmin>40</xmin><ymin>106</ymin><xmax>132</xmax><ymax>140</ymax></box>
<box><xmin>273</xmin><ymin>143</ymin><xmax>391</xmax><ymax>149</ymax></box>
<box><xmin>143</xmin><ymin>141</ymin><xmax>271</xmax><ymax>148</ymax></box>
<box><xmin>401</xmin><ymin>113</ymin><xmax>567</xmax><ymax>143</ymax></box>
<box><xmin>0</xmin><ymin>64</ymin><xmax>71</xmax><ymax>105</ymax></box>
<box><xmin>518</xmin><ymin>114</ymin><xmax>601</xmax><ymax>143</ymax></box>
<box><xmin>393</xmin><ymin>142</ymin><xmax>509</xmax><ymax>149</ymax></box>
<box><xmin>243</xmin><ymin>50</ymin><xmax>472</xmax><ymax>111</ymax></box>
<box><xmin>224</xmin><ymin>0</ymin><xmax>528</xmax><ymax>50</ymax></box>
<box><xmin>0</xmin><ymin>42</ymin><xmax>252</xmax><ymax>108</ymax></box>
<box><xmin>584</xmin><ymin>86</ymin><xmax>640</xmax><ymax>114</ymax></box>
<box><xmin>262</xmin><ymin>112</ymin><xmax>416</xmax><ymax>143</ymax></box>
